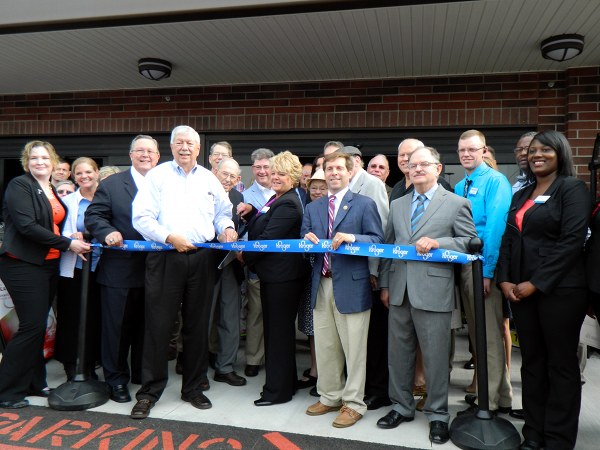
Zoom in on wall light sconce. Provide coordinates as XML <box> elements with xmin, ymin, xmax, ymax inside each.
<box><xmin>138</xmin><ymin>58</ymin><xmax>172</xmax><ymax>81</ymax></box>
<box><xmin>541</xmin><ymin>34</ymin><xmax>584</xmax><ymax>62</ymax></box>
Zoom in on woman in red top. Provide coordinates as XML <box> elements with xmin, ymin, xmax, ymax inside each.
<box><xmin>0</xmin><ymin>141</ymin><xmax>90</xmax><ymax>409</ymax></box>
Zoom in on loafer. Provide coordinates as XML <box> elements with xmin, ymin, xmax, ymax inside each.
<box><xmin>254</xmin><ymin>397</ymin><xmax>290</xmax><ymax>406</ymax></box>
<box><xmin>377</xmin><ymin>410</ymin><xmax>414</xmax><ymax>429</ymax></box>
<box><xmin>429</xmin><ymin>420</ymin><xmax>450</xmax><ymax>444</ymax></box>
<box><xmin>510</xmin><ymin>408</ymin><xmax>525</xmax><ymax>420</ymax></box>
<box><xmin>364</xmin><ymin>394</ymin><xmax>392</xmax><ymax>411</ymax></box>
<box><xmin>244</xmin><ymin>364</ymin><xmax>260</xmax><ymax>377</ymax></box>
<box><xmin>0</xmin><ymin>399</ymin><xmax>29</xmax><ymax>409</ymax></box>
<box><xmin>181</xmin><ymin>392</ymin><xmax>212</xmax><ymax>410</ymax></box>
<box><xmin>130</xmin><ymin>399</ymin><xmax>153</xmax><ymax>419</ymax></box>
<box><xmin>214</xmin><ymin>371</ymin><xmax>247</xmax><ymax>386</ymax></box>
<box><xmin>110</xmin><ymin>384</ymin><xmax>131</xmax><ymax>403</ymax></box>
<box><xmin>332</xmin><ymin>405</ymin><xmax>362</xmax><ymax>428</ymax></box>
<box><xmin>520</xmin><ymin>440</ymin><xmax>543</xmax><ymax>450</ymax></box>
<box><xmin>415</xmin><ymin>395</ymin><xmax>427</xmax><ymax>412</ymax></box>
<box><xmin>297</xmin><ymin>375</ymin><xmax>317</xmax><ymax>389</ymax></box>
<box><xmin>306</xmin><ymin>401</ymin><xmax>341</xmax><ymax>416</ymax></box>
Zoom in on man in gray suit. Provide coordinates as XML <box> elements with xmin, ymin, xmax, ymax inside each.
<box><xmin>378</xmin><ymin>147</ymin><xmax>477</xmax><ymax>444</ymax></box>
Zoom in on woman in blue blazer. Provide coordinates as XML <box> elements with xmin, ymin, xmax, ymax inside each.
<box><xmin>497</xmin><ymin>130</ymin><xmax>589</xmax><ymax>450</ymax></box>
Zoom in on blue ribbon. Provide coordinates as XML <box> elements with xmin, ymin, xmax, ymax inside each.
<box><xmin>92</xmin><ymin>239</ymin><xmax>480</xmax><ymax>265</ymax></box>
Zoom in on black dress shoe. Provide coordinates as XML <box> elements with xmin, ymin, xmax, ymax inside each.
<box><xmin>214</xmin><ymin>371</ymin><xmax>247</xmax><ymax>386</ymax></box>
<box><xmin>377</xmin><ymin>410</ymin><xmax>414</xmax><ymax>429</ymax></box>
<box><xmin>509</xmin><ymin>408</ymin><xmax>525</xmax><ymax>420</ymax></box>
<box><xmin>27</xmin><ymin>388</ymin><xmax>53</xmax><ymax>398</ymax></box>
<box><xmin>309</xmin><ymin>386</ymin><xmax>319</xmax><ymax>397</ymax></box>
<box><xmin>199</xmin><ymin>379</ymin><xmax>210</xmax><ymax>391</ymax></box>
<box><xmin>456</xmin><ymin>405</ymin><xmax>478</xmax><ymax>416</ymax></box>
<box><xmin>463</xmin><ymin>358</ymin><xmax>475</xmax><ymax>370</ymax></box>
<box><xmin>465</xmin><ymin>394</ymin><xmax>477</xmax><ymax>406</ymax></box>
<box><xmin>253</xmin><ymin>397</ymin><xmax>290</xmax><ymax>407</ymax></box>
<box><xmin>429</xmin><ymin>421</ymin><xmax>450</xmax><ymax>444</ymax></box>
<box><xmin>130</xmin><ymin>399</ymin><xmax>154</xmax><ymax>419</ymax></box>
<box><xmin>181</xmin><ymin>392</ymin><xmax>212</xmax><ymax>409</ymax></box>
<box><xmin>497</xmin><ymin>405</ymin><xmax>513</xmax><ymax>414</ymax></box>
<box><xmin>520</xmin><ymin>440</ymin><xmax>543</xmax><ymax>450</ymax></box>
<box><xmin>244</xmin><ymin>364</ymin><xmax>259</xmax><ymax>377</ymax></box>
<box><xmin>0</xmin><ymin>399</ymin><xmax>29</xmax><ymax>409</ymax></box>
<box><xmin>297</xmin><ymin>375</ymin><xmax>317</xmax><ymax>389</ymax></box>
<box><xmin>208</xmin><ymin>352</ymin><xmax>217</xmax><ymax>370</ymax></box>
<box><xmin>110</xmin><ymin>384</ymin><xmax>132</xmax><ymax>403</ymax></box>
<box><xmin>365</xmin><ymin>395</ymin><xmax>392</xmax><ymax>411</ymax></box>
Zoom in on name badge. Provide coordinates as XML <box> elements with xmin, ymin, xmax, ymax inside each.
<box><xmin>469</xmin><ymin>187</ymin><xmax>478</xmax><ymax>195</ymax></box>
<box><xmin>534</xmin><ymin>195</ymin><xmax>550</xmax><ymax>204</ymax></box>
<box><xmin>260</xmin><ymin>206</ymin><xmax>270</xmax><ymax>214</ymax></box>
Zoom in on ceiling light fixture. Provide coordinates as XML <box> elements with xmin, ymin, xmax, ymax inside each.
<box><xmin>138</xmin><ymin>58</ymin><xmax>172</xmax><ymax>81</ymax></box>
<box><xmin>541</xmin><ymin>34</ymin><xmax>584</xmax><ymax>62</ymax></box>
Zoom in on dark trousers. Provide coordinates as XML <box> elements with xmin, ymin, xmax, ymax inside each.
<box><xmin>365</xmin><ymin>290</ymin><xmax>389</xmax><ymax>399</ymax></box>
<box><xmin>512</xmin><ymin>287</ymin><xmax>588</xmax><ymax>450</ymax></box>
<box><xmin>136</xmin><ymin>249</ymin><xmax>216</xmax><ymax>402</ymax></box>
<box><xmin>590</xmin><ymin>290</ymin><xmax>600</xmax><ymax>327</ymax></box>
<box><xmin>100</xmin><ymin>285</ymin><xmax>144</xmax><ymax>386</ymax></box>
<box><xmin>0</xmin><ymin>257</ymin><xmax>58</xmax><ymax>401</ymax></box>
<box><xmin>260</xmin><ymin>278</ymin><xmax>304</xmax><ymax>402</ymax></box>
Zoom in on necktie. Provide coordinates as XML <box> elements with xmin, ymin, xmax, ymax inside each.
<box><xmin>322</xmin><ymin>195</ymin><xmax>335</xmax><ymax>275</ymax></box>
<box><xmin>411</xmin><ymin>194</ymin><xmax>426</xmax><ymax>232</ymax></box>
<box><xmin>463</xmin><ymin>179</ymin><xmax>472</xmax><ymax>198</ymax></box>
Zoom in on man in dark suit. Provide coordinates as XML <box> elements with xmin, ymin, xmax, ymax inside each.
<box><xmin>301</xmin><ymin>152</ymin><xmax>384</xmax><ymax>428</ymax></box>
<box><xmin>209</xmin><ymin>157</ymin><xmax>246</xmax><ymax>387</ymax></box>
<box><xmin>85</xmin><ymin>134</ymin><xmax>160</xmax><ymax>403</ymax></box>
<box><xmin>378</xmin><ymin>146</ymin><xmax>477</xmax><ymax>444</ymax></box>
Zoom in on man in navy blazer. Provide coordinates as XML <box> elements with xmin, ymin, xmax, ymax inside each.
<box><xmin>301</xmin><ymin>152</ymin><xmax>384</xmax><ymax>428</ymax></box>
<box><xmin>85</xmin><ymin>135</ymin><xmax>160</xmax><ymax>403</ymax></box>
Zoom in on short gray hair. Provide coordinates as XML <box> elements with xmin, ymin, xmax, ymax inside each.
<box><xmin>130</xmin><ymin>134</ymin><xmax>158</xmax><ymax>153</ymax></box>
<box><xmin>217</xmin><ymin>157</ymin><xmax>241</xmax><ymax>175</ymax></box>
<box><xmin>251</xmin><ymin>148</ymin><xmax>274</xmax><ymax>162</ymax></box>
<box><xmin>170</xmin><ymin>125</ymin><xmax>200</xmax><ymax>145</ymax></box>
<box><xmin>211</xmin><ymin>141</ymin><xmax>232</xmax><ymax>156</ymax></box>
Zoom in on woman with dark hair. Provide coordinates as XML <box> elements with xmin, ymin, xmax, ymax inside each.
<box><xmin>55</xmin><ymin>157</ymin><xmax>102</xmax><ymax>381</ymax></box>
<box><xmin>497</xmin><ymin>130</ymin><xmax>589</xmax><ymax>450</ymax></box>
<box><xmin>242</xmin><ymin>150</ymin><xmax>309</xmax><ymax>406</ymax></box>
<box><xmin>0</xmin><ymin>141</ymin><xmax>90</xmax><ymax>408</ymax></box>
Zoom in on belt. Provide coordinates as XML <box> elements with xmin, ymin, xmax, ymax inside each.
<box><xmin>322</xmin><ymin>270</ymin><xmax>332</xmax><ymax>278</ymax></box>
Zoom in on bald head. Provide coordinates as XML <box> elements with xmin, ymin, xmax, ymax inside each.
<box><xmin>367</xmin><ymin>154</ymin><xmax>390</xmax><ymax>182</ymax></box>
<box><xmin>397</xmin><ymin>138</ymin><xmax>425</xmax><ymax>175</ymax></box>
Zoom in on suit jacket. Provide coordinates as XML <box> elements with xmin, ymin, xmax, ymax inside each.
<box><xmin>379</xmin><ymin>185</ymin><xmax>477</xmax><ymax>312</ymax></box>
<box><xmin>242</xmin><ymin>180</ymin><xmax>271</xmax><ymax>211</ymax></box>
<box><xmin>586</xmin><ymin>207</ymin><xmax>600</xmax><ymax>293</ymax></box>
<box><xmin>301</xmin><ymin>190</ymin><xmax>384</xmax><ymax>313</ymax></box>
<box><xmin>0</xmin><ymin>173</ymin><xmax>71</xmax><ymax>265</ymax></box>
<box><xmin>85</xmin><ymin>169</ymin><xmax>147</xmax><ymax>288</ymax></box>
<box><xmin>497</xmin><ymin>176</ymin><xmax>589</xmax><ymax>294</ymax></box>
<box><xmin>350</xmin><ymin>169</ymin><xmax>389</xmax><ymax>276</ymax></box>
<box><xmin>243</xmin><ymin>188</ymin><xmax>308</xmax><ymax>283</ymax></box>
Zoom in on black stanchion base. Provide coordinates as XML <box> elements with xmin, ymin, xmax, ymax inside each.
<box><xmin>48</xmin><ymin>379</ymin><xmax>110</xmax><ymax>411</ymax></box>
<box><xmin>450</xmin><ymin>411</ymin><xmax>521</xmax><ymax>450</ymax></box>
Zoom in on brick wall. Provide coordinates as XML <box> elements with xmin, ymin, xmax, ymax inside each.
<box><xmin>0</xmin><ymin>67</ymin><xmax>598</xmax><ymax>174</ymax></box>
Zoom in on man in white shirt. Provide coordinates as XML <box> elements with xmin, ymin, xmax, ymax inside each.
<box><xmin>130</xmin><ymin>125</ymin><xmax>237</xmax><ymax>419</ymax></box>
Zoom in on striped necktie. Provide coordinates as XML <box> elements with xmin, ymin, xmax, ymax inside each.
<box><xmin>411</xmin><ymin>194</ymin><xmax>426</xmax><ymax>232</ymax></box>
<box><xmin>463</xmin><ymin>179</ymin><xmax>472</xmax><ymax>198</ymax></box>
<box><xmin>322</xmin><ymin>195</ymin><xmax>335</xmax><ymax>275</ymax></box>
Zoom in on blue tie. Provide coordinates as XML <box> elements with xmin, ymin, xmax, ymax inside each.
<box><xmin>411</xmin><ymin>195</ymin><xmax>426</xmax><ymax>232</ymax></box>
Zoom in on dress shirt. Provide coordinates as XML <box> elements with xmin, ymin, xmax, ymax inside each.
<box><xmin>132</xmin><ymin>161</ymin><xmax>234</xmax><ymax>244</ymax></box>
<box><xmin>454</xmin><ymin>163</ymin><xmax>512</xmax><ymax>278</ymax></box>
<box><xmin>259</xmin><ymin>184</ymin><xmax>275</xmax><ymax>202</ymax></box>
<box><xmin>326</xmin><ymin>186</ymin><xmax>356</xmax><ymax>242</ymax></box>
<box><xmin>130</xmin><ymin>166</ymin><xmax>146</xmax><ymax>190</ymax></box>
<box><xmin>410</xmin><ymin>184</ymin><xmax>439</xmax><ymax>216</ymax></box>
<box><xmin>511</xmin><ymin>173</ymin><xmax>531</xmax><ymax>195</ymax></box>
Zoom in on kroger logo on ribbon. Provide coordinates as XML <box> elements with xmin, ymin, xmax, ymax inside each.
<box><xmin>441</xmin><ymin>250</ymin><xmax>458</xmax><ymax>263</ymax></box>
<box><xmin>344</xmin><ymin>243</ymin><xmax>360</xmax><ymax>254</ymax></box>
<box><xmin>253</xmin><ymin>241</ymin><xmax>268</xmax><ymax>252</ymax></box>
<box><xmin>230</xmin><ymin>242</ymin><xmax>244</xmax><ymax>251</ymax></box>
<box><xmin>298</xmin><ymin>240</ymin><xmax>314</xmax><ymax>252</ymax></box>
<box><xmin>122</xmin><ymin>243</ymin><xmax>129</xmax><ymax>250</ymax></box>
<box><xmin>276</xmin><ymin>241</ymin><xmax>291</xmax><ymax>252</ymax></box>
<box><xmin>151</xmin><ymin>242</ymin><xmax>164</xmax><ymax>251</ymax></box>
<box><xmin>134</xmin><ymin>241</ymin><xmax>145</xmax><ymax>250</ymax></box>
<box><xmin>393</xmin><ymin>246</ymin><xmax>409</xmax><ymax>258</ymax></box>
<box><xmin>368</xmin><ymin>244</ymin><xmax>384</xmax><ymax>257</ymax></box>
<box><xmin>321</xmin><ymin>241</ymin><xmax>332</xmax><ymax>251</ymax></box>
<box><xmin>419</xmin><ymin>252</ymin><xmax>433</xmax><ymax>261</ymax></box>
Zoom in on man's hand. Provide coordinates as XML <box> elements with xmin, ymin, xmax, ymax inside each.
<box><xmin>331</xmin><ymin>232</ymin><xmax>354</xmax><ymax>250</ymax></box>
<box><xmin>513</xmin><ymin>281</ymin><xmax>536</xmax><ymax>300</ymax></box>
<box><xmin>166</xmin><ymin>233</ymin><xmax>196</xmax><ymax>252</ymax></box>
<box><xmin>236</xmin><ymin>202</ymin><xmax>252</xmax><ymax>217</ymax></box>
<box><xmin>105</xmin><ymin>231</ymin><xmax>123</xmax><ymax>247</ymax></box>
<box><xmin>499</xmin><ymin>282</ymin><xmax>518</xmax><ymax>302</ymax></box>
<box><xmin>380</xmin><ymin>288</ymin><xmax>390</xmax><ymax>308</ymax></box>
<box><xmin>483</xmin><ymin>277</ymin><xmax>492</xmax><ymax>297</ymax></box>
<box><xmin>369</xmin><ymin>275</ymin><xmax>379</xmax><ymax>291</ymax></box>
<box><xmin>218</xmin><ymin>228</ymin><xmax>237</xmax><ymax>243</ymax></box>
<box><xmin>304</xmin><ymin>232</ymin><xmax>319</xmax><ymax>244</ymax></box>
<box><xmin>415</xmin><ymin>236</ymin><xmax>439</xmax><ymax>254</ymax></box>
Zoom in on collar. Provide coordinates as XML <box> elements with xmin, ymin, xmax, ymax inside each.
<box><xmin>465</xmin><ymin>161</ymin><xmax>490</xmax><ymax>181</ymax></box>
<box><xmin>412</xmin><ymin>183</ymin><xmax>439</xmax><ymax>203</ymax></box>
<box><xmin>328</xmin><ymin>186</ymin><xmax>349</xmax><ymax>202</ymax></box>
<box><xmin>171</xmin><ymin>160</ymin><xmax>199</xmax><ymax>175</ymax></box>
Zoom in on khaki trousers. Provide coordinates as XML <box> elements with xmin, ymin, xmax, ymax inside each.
<box><xmin>313</xmin><ymin>277</ymin><xmax>370</xmax><ymax>415</ymax></box>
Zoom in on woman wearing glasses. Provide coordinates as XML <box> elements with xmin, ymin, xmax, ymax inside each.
<box><xmin>0</xmin><ymin>141</ymin><xmax>90</xmax><ymax>408</ymax></box>
<box><xmin>497</xmin><ymin>130</ymin><xmax>589</xmax><ymax>450</ymax></box>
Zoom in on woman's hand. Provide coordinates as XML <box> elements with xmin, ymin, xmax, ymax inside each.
<box><xmin>69</xmin><ymin>239</ymin><xmax>91</xmax><ymax>260</ymax></box>
<box><xmin>70</xmin><ymin>232</ymin><xmax>84</xmax><ymax>240</ymax></box>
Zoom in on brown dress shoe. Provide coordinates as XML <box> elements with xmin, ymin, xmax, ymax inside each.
<box><xmin>130</xmin><ymin>399</ymin><xmax>154</xmax><ymax>419</ymax></box>
<box><xmin>332</xmin><ymin>405</ymin><xmax>362</xmax><ymax>428</ymax></box>
<box><xmin>306</xmin><ymin>401</ymin><xmax>341</xmax><ymax>416</ymax></box>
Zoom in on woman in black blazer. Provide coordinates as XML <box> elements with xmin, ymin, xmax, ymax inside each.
<box><xmin>497</xmin><ymin>130</ymin><xmax>589</xmax><ymax>450</ymax></box>
<box><xmin>0</xmin><ymin>141</ymin><xmax>90</xmax><ymax>408</ymax></box>
<box><xmin>242</xmin><ymin>151</ymin><xmax>308</xmax><ymax>406</ymax></box>
<box><xmin>586</xmin><ymin>202</ymin><xmax>600</xmax><ymax>326</ymax></box>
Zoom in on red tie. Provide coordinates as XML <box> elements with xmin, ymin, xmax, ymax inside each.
<box><xmin>322</xmin><ymin>195</ymin><xmax>335</xmax><ymax>275</ymax></box>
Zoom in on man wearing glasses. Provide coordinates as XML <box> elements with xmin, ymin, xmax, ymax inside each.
<box><xmin>378</xmin><ymin>146</ymin><xmax>476</xmax><ymax>444</ymax></box>
<box><xmin>512</xmin><ymin>132</ymin><xmax>536</xmax><ymax>194</ymax></box>
<box><xmin>239</xmin><ymin>148</ymin><xmax>275</xmax><ymax>378</ymax></box>
<box><xmin>85</xmin><ymin>135</ymin><xmax>160</xmax><ymax>403</ymax></box>
<box><xmin>367</xmin><ymin>154</ymin><xmax>392</xmax><ymax>198</ymax></box>
<box><xmin>454</xmin><ymin>130</ymin><xmax>514</xmax><ymax>416</ymax></box>
<box><xmin>208</xmin><ymin>141</ymin><xmax>245</xmax><ymax>192</ymax></box>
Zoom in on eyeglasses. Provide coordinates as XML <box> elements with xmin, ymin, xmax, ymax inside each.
<box><xmin>407</xmin><ymin>161</ymin><xmax>440</xmax><ymax>170</ymax></box>
<box><xmin>218</xmin><ymin>171</ymin><xmax>238</xmax><ymax>181</ymax></box>
<box><xmin>252</xmin><ymin>165</ymin><xmax>270</xmax><ymax>171</ymax></box>
<box><xmin>211</xmin><ymin>151</ymin><xmax>230</xmax><ymax>158</ymax></box>
<box><xmin>513</xmin><ymin>146</ymin><xmax>529</xmax><ymax>155</ymax></box>
<box><xmin>173</xmin><ymin>140</ymin><xmax>196</xmax><ymax>148</ymax></box>
<box><xmin>457</xmin><ymin>147</ymin><xmax>485</xmax><ymax>155</ymax></box>
<box><xmin>131</xmin><ymin>149</ymin><xmax>158</xmax><ymax>155</ymax></box>
<box><xmin>57</xmin><ymin>189</ymin><xmax>73</xmax><ymax>195</ymax></box>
